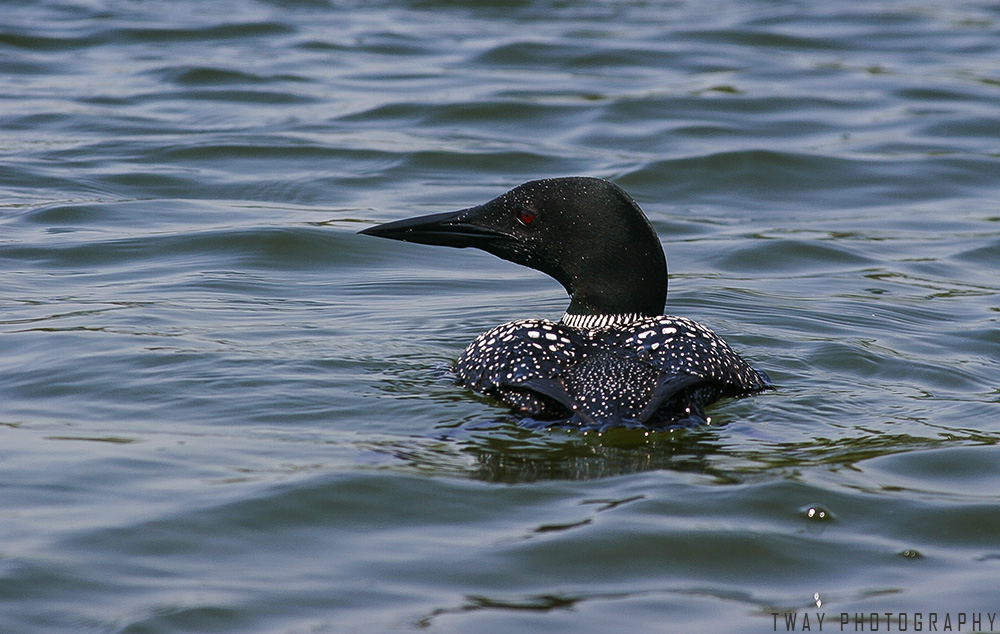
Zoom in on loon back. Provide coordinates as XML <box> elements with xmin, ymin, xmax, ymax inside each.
<box><xmin>454</xmin><ymin>316</ymin><xmax>771</xmax><ymax>430</ymax></box>
<box><xmin>360</xmin><ymin>177</ymin><xmax>772</xmax><ymax>430</ymax></box>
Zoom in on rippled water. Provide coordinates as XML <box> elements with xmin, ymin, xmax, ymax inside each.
<box><xmin>2</xmin><ymin>1</ymin><xmax>999</xmax><ymax>632</ymax></box>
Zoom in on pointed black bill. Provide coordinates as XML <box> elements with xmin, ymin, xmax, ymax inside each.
<box><xmin>359</xmin><ymin>207</ymin><xmax>506</xmax><ymax>250</ymax></box>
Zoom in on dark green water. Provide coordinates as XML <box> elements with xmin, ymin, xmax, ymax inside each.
<box><xmin>2</xmin><ymin>1</ymin><xmax>999</xmax><ymax>632</ymax></box>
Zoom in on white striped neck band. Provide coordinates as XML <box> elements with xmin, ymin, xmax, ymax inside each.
<box><xmin>560</xmin><ymin>312</ymin><xmax>645</xmax><ymax>330</ymax></box>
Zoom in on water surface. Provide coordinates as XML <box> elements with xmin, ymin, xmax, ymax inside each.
<box><xmin>2</xmin><ymin>1</ymin><xmax>999</xmax><ymax>632</ymax></box>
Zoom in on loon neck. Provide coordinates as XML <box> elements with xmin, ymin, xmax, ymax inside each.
<box><xmin>557</xmin><ymin>255</ymin><xmax>668</xmax><ymax>321</ymax></box>
<box><xmin>560</xmin><ymin>312</ymin><xmax>646</xmax><ymax>330</ymax></box>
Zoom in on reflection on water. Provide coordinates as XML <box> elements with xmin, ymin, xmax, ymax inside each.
<box><xmin>371</xmin><ymin>420</ymin><xmax>1000</xmax><ymax>485</ymax></box>
<box><xmin>461</xmin><ymin>425</ymin><xmax>725</xmax><ymax>483</ymax></box>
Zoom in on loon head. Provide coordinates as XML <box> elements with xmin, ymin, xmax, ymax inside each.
<box><xmin>359</xmin><ymin>177</ymin><xmax>668</xmax><ymax>318</ymax></box>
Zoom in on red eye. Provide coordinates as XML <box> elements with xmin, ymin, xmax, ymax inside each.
<box><xmin>518</xmin><ymin>209</ymin><xmax>536</xmax><ymax>226</ymax></box>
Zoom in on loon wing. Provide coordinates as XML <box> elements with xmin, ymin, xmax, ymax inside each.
<box><xmin>634</xmin><ymin>373</ymin><xmax>708</xmax><ymax>424</ymax></box>
<box><xmin>517</xmin><ymin>377</ymin><xmax>600</xmax><ymax>428</ymax></box>
<box><xmin>618</xmin><ymin>316</ymin><xmax>773</xmax><ymax>398</ymax></box>
<box><xmin>455</xmin><ymin>319</ymin><xmax>582</xmax><ymax>418</ymax></box>
<box><xmin>516</xmin><ymin>376</ymin><xmax>573</xmax><ymax>408</ymax></box>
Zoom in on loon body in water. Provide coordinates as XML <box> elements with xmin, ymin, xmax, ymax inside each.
<box><xmin>360</xmin><ymin>177</ymin><xmax>772</xmax><ymax>430</ymax></box>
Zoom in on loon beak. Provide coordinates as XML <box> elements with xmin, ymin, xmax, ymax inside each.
<box><xmin>359</xmin><ymin>207</ymin><xmax>506</xmax><ymax>249</ymax></box>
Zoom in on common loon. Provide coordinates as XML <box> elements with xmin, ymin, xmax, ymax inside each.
<box><xmin>360</xmin><ymin>177</ymin><xmax>772</xmax><ymax>430</ymax></box>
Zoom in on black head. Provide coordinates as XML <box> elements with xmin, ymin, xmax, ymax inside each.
<box><xmin>359</xmin><ymin>177</ymin><xmax>667</xmax><ymax>317</ymax></box>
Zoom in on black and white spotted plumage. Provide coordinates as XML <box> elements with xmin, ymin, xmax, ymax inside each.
<box><xmin>456</xmin><ymin>315</ymin><xmax>771</xmax><ymax>430</ymax></box>
<box><xmin>360</xmin><ymin>177</ymin><xmax>773</xmax><ymax>431</ymax></box>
